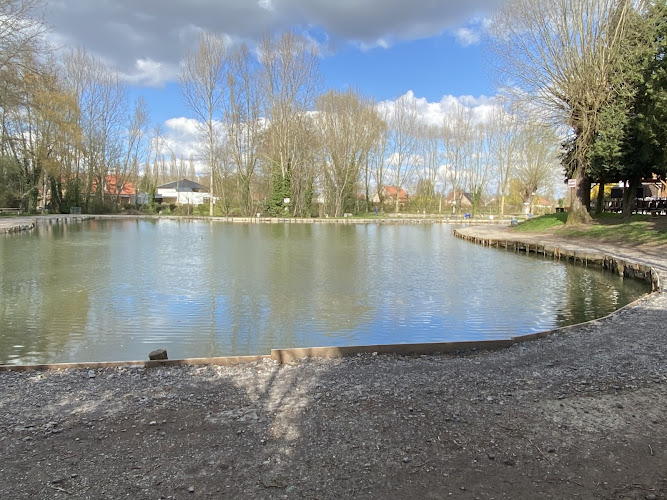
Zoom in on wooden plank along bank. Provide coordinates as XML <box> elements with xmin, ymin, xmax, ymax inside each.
<box><xmin>452</xmin><ymin>228</ymin><xmax>661</xmax><ymax>293</ymax></box>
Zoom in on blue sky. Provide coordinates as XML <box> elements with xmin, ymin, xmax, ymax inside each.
<box><xmin>46</xmin><ymin>0</ymin><xmax>501</xmax><ymax>127</ymax></box>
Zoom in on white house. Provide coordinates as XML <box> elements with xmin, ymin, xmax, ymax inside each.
<box><xmin>155</xmin><ymin>179</ymin><xmax>210</xmax><ymax>206</ymax></box>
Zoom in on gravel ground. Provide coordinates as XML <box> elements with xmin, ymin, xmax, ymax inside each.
<box><xmin>1</xmin><ymin>224</ymin><xmax>666</xmax><ymax>499</ymax></box>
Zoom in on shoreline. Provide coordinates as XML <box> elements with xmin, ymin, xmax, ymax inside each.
<box><xmin>1</xmin><ymin>224</ymin><xmax>666</xmax><ymax>498</ymax></box>
<box><xmin>0</xmin><ymin>212</ymin><xmax>513</xmax><ymax>234</ymax></box>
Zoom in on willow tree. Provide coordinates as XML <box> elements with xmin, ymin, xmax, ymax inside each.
<box><xmin>490</xmin><ymin>0</ymin><xmax>633</xmax><ymax>224</ymax></box>
<box><xmin>179</xmin><ymin>31</ymin><xmax>227</xmax><ymax>216</ymax></box>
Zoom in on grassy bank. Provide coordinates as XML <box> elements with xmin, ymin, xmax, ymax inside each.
<box><xmin>515</xmin><ymin>212</ymin><xmax>667</xmax><ymax>246</ymax></box>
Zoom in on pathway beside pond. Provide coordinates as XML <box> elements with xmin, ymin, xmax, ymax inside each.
<box><xmin>1</xmin><ymin>225</ymin><xmax>666</xmax><ymax>499</ymax></box>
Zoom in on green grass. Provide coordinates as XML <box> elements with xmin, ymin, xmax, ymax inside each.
<box><xmin>514</xmin><ymin>212</ymin><xmax>667</xmax><ymax>246</ymax></box>
<box><xmin>514</xmin><ymin>212</ymin><xmax>568</xmax><ymax>231</ymax></box>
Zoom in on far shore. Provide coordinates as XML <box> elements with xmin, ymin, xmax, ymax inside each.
<box><xmin>0</xmin><ymin>212</ymin><xmax>519</xmax><ymax>234</ymax></box>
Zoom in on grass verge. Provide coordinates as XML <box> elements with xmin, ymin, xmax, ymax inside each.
<box><xmin>515</xmin><ymin>212</ymin><xmax>667</xmax><ymax>246</ymax></box>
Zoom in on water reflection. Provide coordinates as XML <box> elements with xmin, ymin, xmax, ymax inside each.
<box><xmin>0</xmin><ymin>220</ymin><xmax>649</xmax><ymax>364</ymax></box>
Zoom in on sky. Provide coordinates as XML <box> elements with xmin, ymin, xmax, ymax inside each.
<box><xmin>44</xmin><ymin>0</ymin><xmax>504</xmax><ymax>153</ymax></box>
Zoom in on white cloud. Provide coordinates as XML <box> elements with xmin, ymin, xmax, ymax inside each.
<box><xmin>45</xmin><ymin>0</ymin><xmax>503</xmax><ymax>87</ymax></box>
<box><xmin>378</xmin><ymin>91</ymin><xmax>500</xmax><ymax>128</ymax></box>
<box><xmin>161</xmin><ymin>117</ymin><xmax>204</xmax><ymax>161</ymax></box>
<box><xmin>122</xmin><ymin>58</ymin><xmax>179</xmax><ymax>87</ymax></box>
<box><xmin>258</xmin><ymin>0</ymin><xmax>275</xmax><ymax>12</ymax></box>
<box><xmin>454</xmin><ymin>27</ymin><xmax>480</xmax><ymax>47</ymax></box>
<box><xmin>452</xmin><ymin>17</ymin><xmax>492</xmax><ymax>47</ymax></box>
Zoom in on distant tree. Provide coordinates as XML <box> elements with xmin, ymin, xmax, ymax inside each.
<box><xmin>515</xmin><ymin>122</ymin><xmax>561</xmax><ymax>214</ymax></box>
<box><xmin>316</xmin><ymin>89</ymin><xmax>382</xmax><ymax>217</ymax></box>
<box><xmin>224</xmin><ymin>43</ymin><xmax>263</xmax><ymax>216</ymax></box>
<box><xmin>383</xmin><ymin>94</ymin><xmax>421</xmax><ymax>212</ymax></box>
<box><xmin>179</xmin><ymin>31</ymin><xmax>227</xmax><ymax>216</ymax></box>
<box><xmin>259</xmin><ymin>31</ymin><xmax>321</xmax><ymax>216</ymax></box>
<box><xmin>488</xmin><ymin>98</ymin><xmax>522</xmax><ymax>216</ymax></box>
<box><xmin>441</xmin><ymin>101</ymin><xmax>473</xmax><ymax>213</ymax></box>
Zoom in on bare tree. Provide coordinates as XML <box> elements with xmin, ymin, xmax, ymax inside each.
<box><xmin>515</xmin><ymin>122</ymin><xmax>561</xmax><ymax>214</ymax></box>
<box><xmin>382</xmin><ymin>93</ymin><xmax>421</xmax><ymax>212</ymax></box>
<box><xmin>0</xmin><ymin>0</ymin><xmax>46</xmax><ymax>73</ymax></box>
<box><xmin>416</xmin><ymin>125</ymin><xmax>440</xmax><ymax>213</ymax></box>
<box><xmin>488</xmin><ymin>98</ymin><xmax>522</xmax><ymax>215</ymax></box>
<box><xmin>490</xmin><ymin>0</ymin><xmax>633</xmax><ymax>223</ymax></box>
<box><xmin>316</xmin><ymin>89</ymin><xmax>382</xmax><ymax>217</ymax></box>
<box><xmin>442</xmin><ymin>101</ymin><xmax>473</xmax><ymax>212</ymax></box>
<box><xmin>63</xmin><ymin>47</ymin><xmax>128</xmax><ymax>209</ymax></box>
<box><xmin>111</xmin><ymin>97</ymin><xmax>149</xmax><ymax>204</ymax></box>
<box><xmin>224</xmin><ymin>43</ymin><xmax>263</xmax><ymax>216</ymax></box>
<box><xmin>259</xmin><ymin>30</ymin><xmax>321</xmax><ymax>216</ymax></box>
<box><xmin>179</xmin><ymin>31</ymin><xmax>227</xmax><ymax>216</ymax></box>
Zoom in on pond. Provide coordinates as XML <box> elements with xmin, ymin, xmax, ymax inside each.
<box><xmin>0</xmin><ymin>219</ymin><xmax>649</xmax><ymax>364</ymax></box>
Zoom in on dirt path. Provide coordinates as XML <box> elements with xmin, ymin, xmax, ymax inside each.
<box><xmin>1</xmin><ymin>225</ymin><xmax>666</xmax><ymax>499</ymax></box>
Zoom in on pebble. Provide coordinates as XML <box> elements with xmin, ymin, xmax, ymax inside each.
<box><xmin>487</xmin><ymin>453</ymin><xmax>496</xmax><ymax>460</ymax></box>
<box><xmin>402</xmin><ymin>457</ymin><xmax>411</xmax><ymax>463</ymax></box>
<box><xmin>188</xmin><ymin>486</ymin><xmax>195</xmax><ymax>493</ymax></box>
<box><xmin>645</xmin><ymin>495</ymin><xmax>656</xmax><ymax>500</ymax></box>
<box><xmin>546</xmin><ymin>446</ymin><xmax>556</xmax><ymax>453</ymax></box>
<box><xmin>87</xmin><ymin>370</ymin><xmax>96</xmax><ymax>379</ymax></box>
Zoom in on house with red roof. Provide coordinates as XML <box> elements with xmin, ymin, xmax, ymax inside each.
<box><xmin>372</xmin><ymin>186</ymin><xmax>409</xmax><ymax>206</ymax></box>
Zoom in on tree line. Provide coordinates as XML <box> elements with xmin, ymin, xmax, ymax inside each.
<box><xmin>3</xmin><ymin>0</ymin><xmax>661</xmax><ymax>219</ymax></box>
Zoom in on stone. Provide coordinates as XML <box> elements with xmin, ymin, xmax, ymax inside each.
<box><xmin>87</xmin><ymin>370</ymin><xmax>96</xmax><ymax>379</ymax></box>
<box><xmin>188</xmin><ymin>486</ymin><xmax>195</xmax><ymax>493</ymax></box>
<box><xmin>149</xmin><ymin>349</ymin><xmax>168</xmax><ymax>361</ymax></box>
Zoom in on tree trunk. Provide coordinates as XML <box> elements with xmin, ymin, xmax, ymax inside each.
<box><xmin>582</xmin><ymin>176</ymin><xmax>591</xmax><ymax>212</ymax></box>
<box><xmin>622</xmin><ymin>175</ymin><xmax>640</xmax><ymax>219</ymax></box>
<box><xmin>566</xmin><ymin>164</ymin><xmax>592</xmax><ymax>225</ymax></box>
<box><xmin>594</xmin><ymin>179</ymin><xmax>605</xmax><ymax>215</ymax></box>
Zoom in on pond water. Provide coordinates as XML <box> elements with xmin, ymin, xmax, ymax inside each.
<box><xmin>0</xmin><ymin>219</ymin><xmax>649</xmax><ymax>364</ymax></box>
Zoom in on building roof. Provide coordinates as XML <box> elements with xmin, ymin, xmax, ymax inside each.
<box><xmin>156</xmin><ymin>179</ymin><xmax>204</xmax><ymax>190</ymax></box>
<box><xmin>91</xmin><ymin>175</ymin><xmax>136</xmax><ymax>196</ymax></box>
<box><xmin>105</xmin><ymin>176</ymin><xmax>136</xmax><ymax>196</ymax></box>
<box><xmin>382</xmin><ymin>186</ymin><xmax>408</xmax><ymax>199</ymax></box>
<box><xmin>444</xmin><ymin>191</ymin><xmax>473</xmax><ymax>205</ymax></box>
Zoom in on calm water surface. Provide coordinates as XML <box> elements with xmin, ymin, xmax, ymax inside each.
<box><xmin>0</xmin><ymin>219</ymin><xmax>649</xmax><ymax>364</ymax></box>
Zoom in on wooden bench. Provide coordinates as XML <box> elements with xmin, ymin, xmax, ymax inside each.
<box><xmin>0</xmin><ymin>208</ymin><xmax>20</xmax><ymax>215</ymax></box>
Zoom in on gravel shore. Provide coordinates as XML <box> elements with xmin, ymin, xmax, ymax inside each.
<box><xmin>1</xmin><ymin>223</ymin><xmax>666</xmax><ymax>499</ymax></box>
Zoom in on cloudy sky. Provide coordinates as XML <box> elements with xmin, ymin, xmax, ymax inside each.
<box><xmin>45</xmin><ymin>0</ymin><xmax>503</xmax><ymax>151</ymax></box>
